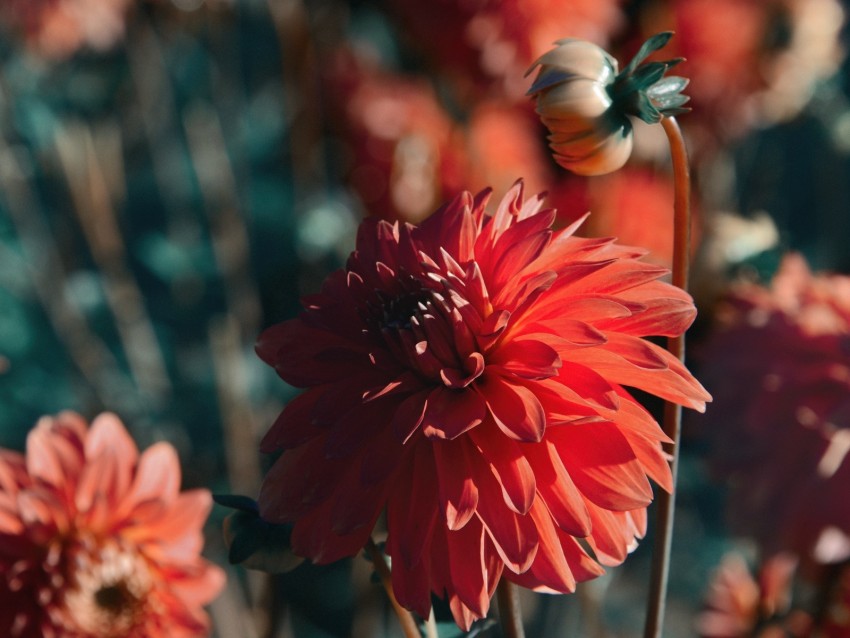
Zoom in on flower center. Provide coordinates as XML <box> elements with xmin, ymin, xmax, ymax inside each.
<box><xmin>370</xmin><ymin>280</ymin><xmax>485</xmax><ymax>388</ymax></box>
<box><xmin>62</xmin><ymin>538</ymin><xmax>153</xmax><ymax>638</ymax></box>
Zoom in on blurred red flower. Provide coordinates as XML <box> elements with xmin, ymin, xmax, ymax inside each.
<box><xmin>639</xmin><ymin>0</ymin><xmax>844</xmax><ymax>144</ymax></box>
<box><xmin>384</xmin><ymin>0</ymin><xmax>622</xmax><ymax>101</ymax></box>
<box><xmin>2</xmin><ymin>0</ymin><xmax>131</xmax><ymax>59</ymax></box>
<box><xmin>257</xmin><ymin>181</ymin><xmax>709</xmax><ymax>628</ymax></box>
<box><xmin>700</xmin><ymin>254</ymin><xmax>850</xmax><ymax>564</ymax></box>
<box><xmin>0</xmin><ymin>412</ymin><xmax>225</xmax><ymax>638</ymax></box>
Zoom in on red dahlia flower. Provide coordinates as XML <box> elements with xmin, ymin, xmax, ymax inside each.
<box><xmin>257</xmin><ymin>182</ymin><xmax>709</xmax><ymax>629</ymax></box>
<box><xmin>0</xmin><ymin>412</ymin><xmax>225</xmax><ymax>638</ymax></box>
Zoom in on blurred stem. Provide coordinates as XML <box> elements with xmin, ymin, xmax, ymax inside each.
<box><xmin>643</xmin><ymin>116</ymin><xmax>691</xmax><ymax>638</ymax></box>
<box><xmin>497</xmin><ymin>579</ymin><xmax>525</xmax><ymax>638</ymax></box>
<box><xmin>364</xmin><ymin>539</ymin><xmax>421</xmax><ymax>638</ymax></box>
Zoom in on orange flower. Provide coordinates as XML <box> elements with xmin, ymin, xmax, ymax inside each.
<box><xmin>0</xmin><ymin>412</ymin><xmax>224</xmax><ymax>638</ymax></box>
<box><xmin>257</xmin><ymin>181</ymin><xmax>709</xmax><ymax>629</ymax></box>
<box><xmin>2</xmin><ymin>0</ymin><xmax>131</xmax><ymax>59</ymax></box>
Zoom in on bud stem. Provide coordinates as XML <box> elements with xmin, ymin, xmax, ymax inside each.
<box><xmin>497</xmin><ymin>579</ymin><xmax>526</xmax><ymax>638</ymax></box>
<box><xmin>644</xmin><ymin>116</ymin><xmax>691</xmax><ymax>638</ymax></box>
<box><xmin>365</xmin><ymin>538</ymin><xmax>421</xmax><ymax>638</ymax></box>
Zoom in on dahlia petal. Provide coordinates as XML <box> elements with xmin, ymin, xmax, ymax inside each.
<box><xmin>584</xmin><ymin>503</ymin><xmax>633</xmax><ymax>566</ymax></box>
<box><xmin>480</xmin><ymin>374</ymin><xmax>546</xmax><ymax>442</ymax></box>
<box><xmin>0</xmin><ymin>503</ymin><xmax>24</xmax><ymax>534</ymax></box>
<box><xmin>127</xmin><ymin>490</ymin><xmax>211</xmax><ymax>558</ymax></box>
<box><xmin>389</xmin><ymin>546</ymin><xmax>432</xmax><ymax>619</ymax></box>
<box><xmin>469</xmin><ymin>426</ymin><xmax>535</xmax><ymax>515</ymax></box>
<box><xmin>553</xmin><ymin>421</ymin><xmax>653</xmax><ymax>511</ymax></box>
<box><xmin>599</xmin><ymin>333</ymin><xmax>670</xmax><ymax>370</ymax></box>
<box><xmin>289</xmin><ymin>497</ymin><xmax>373</xmax><ymax>565</ymax></box>
<box><xmin>26</xmin><ymin>416</ymin><xmax>84</xmax><ymax>491</ymax></box>
<box><xmin>324</xmin><ymin>397</ymin><xmax>398</xmax><ymax>458</ymax></box>
<box><xmin>387</xmin><ymin>443</ymin><xmax>438</xmax><ymax>569</ymax></box>
<box><xmin>475</xmin><ymin>462</ymin><xmax>539</xmax><ymax>574</ymax></box>
<box><xmin>604</xmin><ymin>392</ymin><xmax>673</xmax><ymax>443</ymax></box>
<box><xmin>125</xmin><ymin>442</ymin><xmax>181</xmax><ymax>508</ymax></box>
<box><xmin>76</xmin><ymin>450</ymin><xmax>120</xmax><ymax>518</ymax></box>
<box><xmin>507</xmin><ymin>499</ymin><xmax>575</xmax><ymax>593</ymax></box>
<box><xmin>259</xmin><ymin>388</ymin><xmax>323</xmax><ymax>453</ymax></box>
<box><xmin>422</xmin><ymin>387</ymin><xmax>486</xmax><ymax>440</ymax></box>
<box><xmin>599</xmin><ymin>295</ymin><xmax>696</xmax><ymax>338</ymax></box>
<box><xmin>560</xmin><ymin>532</ymin><xmax>606</xmax><ymax>582</ymax></box>
<box><xmin>258</xmin><ymin>436</ymin><xmax>344</xmax><ymax>522</ymax></box>
<box><xmin>569</xmin><ymin>260</ymin><xmax>670</xmax><ymax>296</ymax></box>
<box><xmin>490</xmin><ymin>338</ymin><xmax>561</xmax><ymax>379</ymax></box>
<box><xmin>553</xmin><ymin>362</ymin><xmax>620</xmax><ymax>410</ymax></box>
<box><xmin>86</xmin><ymin>413</ymin><xmax>138</xmax><ymax>495</ymax></box>
<box><xmin>432</xmin><ymin>438</ymin><xmax>479</xmax><ymax>530</ymax></box>
<box><xmin>362</xmin><ymin>372</ymin><xmax>419</xmax><ymax>402</ymax></box>
<box><xmin>330</xmin><ymin>470</ymin><xmax>388</xmax><ymax>536</ymax></box>
<box><xmin>621</xmin><ymin>433</ymin><xmax>673</xmax><ymax>492</ymax></box>
<box><xmin>391</xmin><ymin>390</ymin><xmax>429</xmax><ymax>445</ymax></box>
<box><xmin>488</xmin><ymin>217</ymin><xmax>554</xmax><ymax>294</ymax></box>
<box><xmin>449</xmin><ymin>596</ymin><xmax>477</xmax><ymax>633</ymax></box>
<box><xmin>256</xmin><ymin>321</ymin><xmax>369</xmax><ymax>387</ymax></box>
<box><xmin>524</xmin><ymin>440</ymin><xmax>592</xmax><ymax>536</ymax></box>
<box><xmin>525</xmin><ymin>317</ymin><xmax>608</xmax><ymax>346</ymax></box>
<box><xmin>567</xmin><ymin>346</ymin><xmax>710</xmax><ymax>411</ymax></box>
<box><xmin>446</xmin><ymin>519</ymin><xmax>490</xmax><ymax>616</ymax></box>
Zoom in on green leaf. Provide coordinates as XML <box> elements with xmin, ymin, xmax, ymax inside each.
<box><xmin>213</xmin><ymin>493</ymin><xmax>260</xmax><ymax>513</ymax></box>
<box><xmin>220</xmin><ymin>499</ymin><xmax>305</xmax><ymax>574</ymax></box>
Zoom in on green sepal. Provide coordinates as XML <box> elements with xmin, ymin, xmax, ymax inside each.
<box><xmin>633</xmin><ymin>91</ymin><xmax>664</xmax><ymax>124</ymax></box>
<box><xmin>217</xmin><ymin>494</ymin><xmax>304</xmax><ymax>573</ymax></box>
<box><xmin>647</xmin><ymin>76</ymin><xmax>689</xmax><ymax>100</ymax></box>
<box><xmin>621</xmin><ymin>31</ymin><xmax>674</xmax><ymax>77</ymax></box>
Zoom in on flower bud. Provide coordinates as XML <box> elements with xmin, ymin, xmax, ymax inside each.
<box><xmin>527</xmin><ymin>33</ymin><xmax>689</xmax><ymax>176</ymax></box>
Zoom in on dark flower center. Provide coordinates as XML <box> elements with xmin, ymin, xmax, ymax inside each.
<box><xmin>94</xmin><ymin>582</ymin><xmax>135</xmax><ymax>614</ymax></box>
<box><xmin>375</xmin><ymin>289</ymin><xmax>431</xmax><ymax>331</ymax></box>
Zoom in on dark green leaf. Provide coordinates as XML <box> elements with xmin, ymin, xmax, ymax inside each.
<box><xmin>213</xmin><ymin>493</ymin><xmax>260</xmax><ymax>513</ymax></box>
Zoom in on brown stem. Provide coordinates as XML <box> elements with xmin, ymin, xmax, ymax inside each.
<box><xmin>497</xmin><ymin>579</ymin><xmax>526</xmax><ymax>638</ymax></box>
<box><xmin>643</xmin><ymin>116</ymin><xmax>691</xmax><ymax>638</ymax></box>
<box><xmin>365</xmin><ymin>539</ymin><xmax>421</xmax><ymax>638</ymax></box>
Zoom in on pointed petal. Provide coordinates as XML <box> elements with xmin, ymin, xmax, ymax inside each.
<box><xmin>469</xmin><ymin>426</ymin><xmax>535</xmax><ymax>515</ymax></box>
<box><xmin>422</xmin><ymin>387</ymin><xmax>486</xmax><ymax>440</ymax></box>
<box><xmin>479</xmin><ymin>374</ymin><xmax>546</xmax><ymax>442</ymax></box>
<box><xmin>432</xmin><ymin>438</ymin><xmax>479</xmax><ymax>530</ymax></box>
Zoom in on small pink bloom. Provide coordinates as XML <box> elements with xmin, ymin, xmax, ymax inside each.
<box><xmin>0</xmin><ymin>412</ymin><xmax>224</xmax><ymax>637</ymax></box>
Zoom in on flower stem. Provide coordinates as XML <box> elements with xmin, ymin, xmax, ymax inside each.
<box><xmin>365</xmin><ymin>538</ymin><xmax>421</xmax><ymax>638</ymax></box>
<box><xmin>643</xmin><ymin>116</ymin><xmax>691</xmax><ymax>638</ymax></box>
<box><xmin>497</xmin><ymin>579</ymin><xmax>526</xmax><ymax>638</ymax></box>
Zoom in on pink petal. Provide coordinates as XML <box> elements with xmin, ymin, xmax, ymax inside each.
<box><xmin>432</xmin><ymin>438</ymin><xmax>479</xmax><ymax>530</ymax></box>
<box><xmin>387</xmin><ymin>443</ymin><xmax>438</xmax><ymax>569</ymax></box>
<box><xmin>479</xmin><ymin>374</ymin><xmax>546</xmax><ymax>442</ymax></box>
<box><xmin>489</xmin><ymin>338</ymin><xmax>561</xmax><ymax>379</ymax></box>
<box><xmin>524</xmin><ymin>440</ymin><xmax>591</xmax><ymax>536</ymax></box>
<box><xmin>474</xmin><ymin>458</ymin><xmax>539</xmax><ymax>574</ymax></box>
<box><xmin>552</xmin><ymin>421</ymin><xmax>653</xmax><ymax>511</ymax></box>
<box><xmin>422</xmin><ymin>387</ymin><xmax>486</xmax><ymax>440</ymax></box>
<box><xmin>507</xmin><ymin>499</ymin><xmax>575</xmax><ymax>593</ymax></box>
<box><xmin>469</xmin><ymin>426</ymin><xmax>535</xmax><ymax>515</ymax></box>
<box><xmin>391</xmin><ymin>390</ymin><xmax>429</xmax><ymax>444</ymax></box>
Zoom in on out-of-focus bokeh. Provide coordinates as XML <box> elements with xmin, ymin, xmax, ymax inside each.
<box><xmin>1</xmin><ymin>0</ymin><xmax>850</xmax><ymax>636</ymax></box>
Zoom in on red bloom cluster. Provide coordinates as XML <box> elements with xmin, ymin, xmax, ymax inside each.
<box><xmin>700</xmin><ymin>254</ymin><xmax>850</xmax><ymax>564</ymax></box>
<box><xmin>1</xmin><ymin>0</ymin><xmax>131</xmax><ymax>59</ymax></box>
<box><xmin>257</xmin><ymin>182</ymin><xmax>709</xmax><ymax>628</ymax></box>
<box><xmin>0</xmin><ymin>412</ymin><xmax>224</xmax><ymax>638</ymax></box>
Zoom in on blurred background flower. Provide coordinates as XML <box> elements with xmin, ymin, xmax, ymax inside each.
<box><xmin>0</xmin><ymin>0</ymin><xmax>849</xmax><ymax>635</ymax></box>
<box><xmin>0</xmin><ymin>412</ymin><xmax>224</xmax><ymax>637</ymax></box>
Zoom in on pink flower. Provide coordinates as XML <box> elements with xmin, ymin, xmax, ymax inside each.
<box><xmin>0</xmin><ymin>412</ymin><xmax>225</xmax><ymax>637</ymax></box>
<box><xmin>257</xmin><ymin>182</ymin><xmax>709</xmax><ymax>629</ymax></box>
